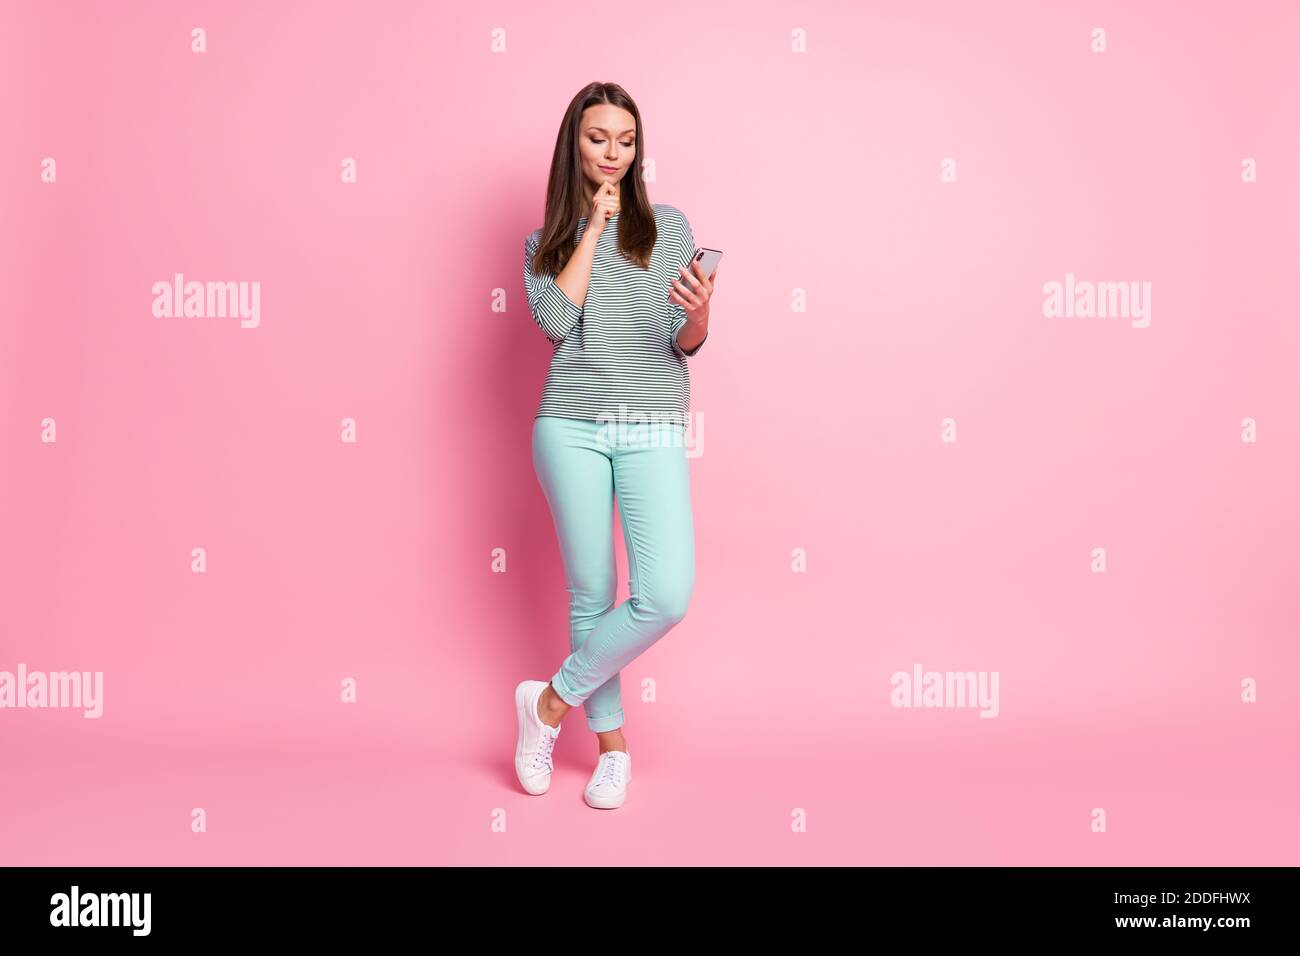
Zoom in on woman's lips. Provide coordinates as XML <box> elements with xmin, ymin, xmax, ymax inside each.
<box><xmin>598</xmin><ymin>165</ymin><xmax>619</xmax><ymax>173</ymax></box>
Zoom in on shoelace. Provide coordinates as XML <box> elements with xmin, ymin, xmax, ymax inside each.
<box><xmin>593</xmin><ymin>752</ymin><xmax>628</xmax><ymax>788</ymax></box>
<box><xmin>530</xmin><ymin>727</ymin><xmax>558</xmax><ymax>772</ymax></box>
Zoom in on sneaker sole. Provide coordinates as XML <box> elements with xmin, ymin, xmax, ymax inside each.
<box><xmin>584</xmin><ymin>788</ymin><xmax>627</xmax><ymax>809</ymax></box>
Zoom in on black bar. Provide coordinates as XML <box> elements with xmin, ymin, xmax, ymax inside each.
<box><xmin>0</xmin><ymin>866</ymin><xmax>1292</xmax><ymax>942</ymax></box>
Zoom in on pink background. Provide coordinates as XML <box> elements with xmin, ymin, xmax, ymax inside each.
<box><xmin>3</xmin><ymin>0</ymin><xmax>1297</xmax><ymax>865</ymax></box>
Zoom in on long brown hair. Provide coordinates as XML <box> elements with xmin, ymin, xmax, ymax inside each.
<box><xmin>530</xmin><ymin>82</ymin><xmax>656</xmax><ymax>276</ymax></box>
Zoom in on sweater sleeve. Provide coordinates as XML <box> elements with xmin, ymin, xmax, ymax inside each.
<box><xmin>668</xmin><ymin>210</ymin><xmax>708</xmax><ymax>358</ymax></box>
<box><xmin>524</xmin><ymin>230</ymin><xmax>583</xmax><ymax>344</ymax></box>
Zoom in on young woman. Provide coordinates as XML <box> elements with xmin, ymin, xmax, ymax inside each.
<box><xmin>515</xmin><ymin>82</ymin><xmax>718</xmax><ymax>809</ymax></box>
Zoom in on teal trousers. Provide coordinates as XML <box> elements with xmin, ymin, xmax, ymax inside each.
<box><xmin>531</xmin><ymin>414</ymin><xmax>697</xmax><ymax>732</ymax></box>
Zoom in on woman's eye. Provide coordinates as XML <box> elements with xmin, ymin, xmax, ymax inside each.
<box><xmin>590</xmin><ymin>139</ymin><xmax>635</xmax><ymax>148</ymax></box>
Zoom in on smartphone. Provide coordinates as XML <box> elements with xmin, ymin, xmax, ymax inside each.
<box><xmin>668</xmin><ymin>247</ymin><xmax>723</xmax><ymax>301</ymax></box>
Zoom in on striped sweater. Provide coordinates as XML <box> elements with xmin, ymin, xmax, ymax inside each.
<box><xmin>523</xmin><ymin>203</ymin><xmax>706</xmax><ymax>429</ymax></box>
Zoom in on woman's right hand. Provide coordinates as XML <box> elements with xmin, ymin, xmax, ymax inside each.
<box><xmin>588</xmin><ymin>179</ymin><xmax>620</xmax><ymax>233</ymax></box>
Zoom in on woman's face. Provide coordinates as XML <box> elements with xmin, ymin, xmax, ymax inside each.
<box><xmin>578</xmin><ymin>104</ymin><xmax>637</xmax><ymax>194</ymax></box>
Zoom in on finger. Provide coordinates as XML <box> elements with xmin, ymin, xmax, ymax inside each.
<box><xmin>670</xmin><ymin>288</ymin><xmax>699</xmax><ymax>310</ymax></box>
<box><xmin>671</xmin><ymin>279</ymin><xmax>701</xmax><ymax>309</ymax></box>
<box><xmin>689</xmin><ymin>260</ymin><xmax>713</xmax><ymax>294</ymax></box>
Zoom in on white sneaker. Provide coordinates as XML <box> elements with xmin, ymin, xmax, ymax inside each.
<box><xmin>515</xmin><ymin>680</ymin><xmax>561</xmax><ymax>794</ymax></box>
<box><xmin>584</xmin><ymin>749</ymin><xmax>631</xmax><ymax>809</ymax></box>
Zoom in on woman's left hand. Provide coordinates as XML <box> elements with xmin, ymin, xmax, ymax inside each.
<box><xmin>668</xmin><ymin>259</ymin><xmax>718</xmax><ymax>323</ymax></box>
